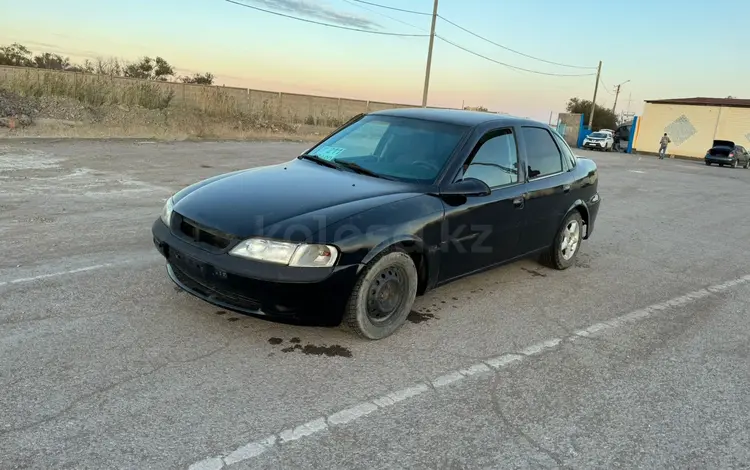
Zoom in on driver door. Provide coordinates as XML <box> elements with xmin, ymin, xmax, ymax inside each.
<box><xmin>438</xmin><ymin>127</ymin><xmax>528</xmax><ymax>283</ymax></box>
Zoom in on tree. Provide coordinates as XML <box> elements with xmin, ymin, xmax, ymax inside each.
<box><xmin>566</xmin><ymin>97</ymin><xmax>617</xmax><ymax>131</ymax></box>
<box><xmin>123</xmin><ymin>56</ymin><xmax>175</xmax><ymax>81</ymax></box>
<box><xmin>0</xmin><ymin>43</ymin><xmax>34</xmax><ymax>66</ymax></box>
<box><xmin>464</xmin><ymin>105</ymin><xmax>489</xmax><ymax>112</ymax></box>
<box><xmin>33</xmin><ymin>52</ymin><xmax>71</xmax><ymax>70</ymax></box>
<box><xmin>181</xmin><ymin>72</ymin><xmax>215</xmax><ymax>85</ymax></box>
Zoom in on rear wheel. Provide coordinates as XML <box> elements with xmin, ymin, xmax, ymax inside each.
<box><xmin>744</xmin><ymin>159</ymin><xmax>749</xmax><ymax>169</ymax></box>
<box><xmin>343</xmin><ymin>248</ymin><xmax>418</xmax><ymax>340</ymax></box>
<box><xmin>732</xmin><ymin>159</ymin><xmax>738</xmax><ymax>168</ymax></box>
<box><xmin>705</xmin><ymin>161</ymin><xmax>711</xmax><ymax>166</ymax></box>
<box><xmin>541</xmin><ymin>211</ymin><xmax>584</xmax><ymax>270</ymax></box>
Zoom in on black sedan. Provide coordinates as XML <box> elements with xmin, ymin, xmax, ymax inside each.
<box><xmin>704</xmin><ymin>140</ymin><xmax>750</xmax><ymax>168</ymax></box>
<box><xmin>152</xmin><ymin>108</ymin><xmax>601</xmax><ymax>340</ymax></box>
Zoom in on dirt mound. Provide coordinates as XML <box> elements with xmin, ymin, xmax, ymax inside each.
<box><xmin>0</xmin><ymin>89</ymin><xmax>37</xmax><ymax>118</ymax></box>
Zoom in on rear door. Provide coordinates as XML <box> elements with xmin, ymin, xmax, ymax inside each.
<box><xmin>517</xmin><ymin>126</ymin><xmax>575</xmax><ymax>253</ymax></box>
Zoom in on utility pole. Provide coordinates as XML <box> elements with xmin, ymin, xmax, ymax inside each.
<box><xmin>612</xmin><ymin>80</ymin><xmax>630</xmax><ymax>115</ymax></box>
<box><xmin>588</xmin><ymin>60</ymin><xmax>602</xmax><ymax>130</ymax></box>
<box><xmin>612</xmin><ymin>84</ymin><xmax>621</xmax><ymax>114</ymax></box>
<box><xmin>421</xmin><ymin>0</ymin><xmax>439</xmax><ymax>108</ymax></box>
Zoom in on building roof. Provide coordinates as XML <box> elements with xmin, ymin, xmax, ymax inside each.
<box><xmin>645</xmin><ymin>97</ymin><xmax>750</xmax><ymax>108</ymax></box>
<box><xmin>370</xmin><ymin>107</ymin><xmax>535</xmax><ymax>127</ymax></box>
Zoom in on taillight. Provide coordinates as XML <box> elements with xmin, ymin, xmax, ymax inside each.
<box><xmin>730</xmin><ymin>152</ymin><xmax>735</xmax><ymax>158</ymax></box>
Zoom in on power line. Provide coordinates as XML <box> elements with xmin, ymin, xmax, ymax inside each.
<box><xmin>223</xmin><ymin>0</ymin><xmax>428</xmax><ymax>37</ymax></box>
<box><xmin>437</xmin><ymin>15</ymin><xmax>596</xmax><ymax>70</ymax></box>
<box><xmin>348</xmin><ymin>0</ymin><xmax>430</xmax><ymax>16</ymax></box>
<box><xmin>225</xmin><ymin>0</ymin><xmax>595</xmax><ymax>77</ymax></box>
<box><xmin>340</xmin><ymin>0</ymin><xmax>427</xmax><ymax>32</ymax></box>
<box><xmin>435</xmin><ymin>35</ymin><xmax>596</xmax><ymax>77</ymax></box>
<box><xmin>349</xmin><ymin>0</ymin><xmax>596</xmax><ymax>70</ymax></box>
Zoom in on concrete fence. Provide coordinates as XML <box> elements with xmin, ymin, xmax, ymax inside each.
<box><xmin>0</xmin><ymin>65</ymin><xmax>444</xmax><ymax>126</ymax></box>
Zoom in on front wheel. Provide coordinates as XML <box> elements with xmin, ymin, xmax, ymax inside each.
<box><xmin>705</xmin><ymin>161</ymin><xmax>711</xmax><ymax>166</ymax></box>
<box><xmin>744</xmin><ymin>159</ymin><xmax>749</xmax><ymax>169</ymax></box>
<box><xmin>732</xmin><ymin>159</ymin><xmax>738</xmax><ymax>168</ymax></box>
<box><xmin>343</xmin><ymin>248</ymin><xmax>418</xmax><ymax>340</ymax></box>
<box><xmin>541</xmin><ymin>211</ymin><xmax>584</xmax><ymax>270</ymax></box>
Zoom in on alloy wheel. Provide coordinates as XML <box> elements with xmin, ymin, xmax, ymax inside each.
<box><xmin>560</xmin><ymin>220</ymin><xmax>580</xmax><ymax>261</ymax></box>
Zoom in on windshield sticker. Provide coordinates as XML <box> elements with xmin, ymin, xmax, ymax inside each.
<box><xmin>311</xmin><ymin>146</ymin><xmax>345</xmax><ymax>160</ymax></box>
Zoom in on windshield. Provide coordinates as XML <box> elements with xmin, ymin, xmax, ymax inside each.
<box><xmin>590</xmin><ymin>132</ymin><xmax>607</xmax><ymax>138</ymax></box>
<box><xmin>304</xmin><ymin>114</ymin><xmax>468</xmax><ymax>183</ymax></box>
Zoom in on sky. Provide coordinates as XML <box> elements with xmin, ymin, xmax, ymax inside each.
<box><xmin>2</xmin><ymin>0</ymin><xmax>748</xmax><ymax>122</ymax></box>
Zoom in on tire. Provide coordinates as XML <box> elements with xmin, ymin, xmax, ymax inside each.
<box><xmin>705</xmin><ymin>161</ymin><xmax>711</xmax><ymax>166</ymax></box>
<box><xmin>343</xmin><ymin>248</ymin><xmax>418</xmax><ymax>340</ymax></box>
<box><xmin>540</xmin><ymin>211</ymin><xmax>584</xmax><ymax>270</ymax></box>
<box><xmin>744</xmin><ymin>159</ymin><xmax>749</xmax><ymax>169</ymax></box>
<box><xmin>732</xmin><ymin>159</ymin><xmax>738</xmax><ymax>168</ymax></box>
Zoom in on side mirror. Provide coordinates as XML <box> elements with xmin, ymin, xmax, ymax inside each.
<box><xmin>440</xmin><ymin>177</ymin><xmax>491</xmax><ymax>197</ymax></box>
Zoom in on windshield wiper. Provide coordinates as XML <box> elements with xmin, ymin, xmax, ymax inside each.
<box><xmin>298</xmin><ymin>154</ymin><xmax>340</xmax><ymax>169</ymax></box>
<box><xmin>333</xmin><ymin>159</ymin><xmax>391</xmax><ymax>179</ymax></box>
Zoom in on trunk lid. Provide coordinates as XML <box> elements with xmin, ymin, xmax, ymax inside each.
<box><xmin>711</xmin><ymin>139</ymin><xmax>735</xmax><ymax>149</ymax></box>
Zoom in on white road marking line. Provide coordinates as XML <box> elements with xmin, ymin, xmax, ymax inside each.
<box><xmin>188</xmin><ymin>273</ymin><xmax>750</xmax><ymax>469</ymax></box>
<box><xmin>223</xmin><ymin>436</ymin><xmax>277</xmax><ymax>466</ymax></box>
<box><xmin>0</xmin><ymin>263</ymin><xmax>116</xmax><ymax>287</ymax></box>
<box><xmin>628</xmin><ymin>170</ymin><xmax>645</xmax><ymax>174</ymax></box>
<box><xmin>279</xmin><ymin>418</ymin><xmax>327</xmax><ymax>443</ymax></box>
<box><xmin>327</xmin><ymin>402</ymin><xmax>378</xmax><ymax>425</ymax></box>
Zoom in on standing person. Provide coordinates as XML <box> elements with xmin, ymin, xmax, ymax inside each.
<box><xmin>658</xmin><ymin>133</ymin><xmax>671</xmax><ymax>159</ymax></box>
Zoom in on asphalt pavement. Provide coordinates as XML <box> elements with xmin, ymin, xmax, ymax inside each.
<box><xmin>1</xmin><ymin>140</ymin><xmax>749</xmax><ymax>470</ymax></box>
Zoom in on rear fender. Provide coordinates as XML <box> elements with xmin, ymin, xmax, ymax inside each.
<box><xmin>561</xmin><ymin>200</ymin><xmax>590</xmax><ymax>239</ymax></box>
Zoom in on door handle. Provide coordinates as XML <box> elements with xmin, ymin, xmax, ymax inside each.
<box><xmin>563</xmin><ymin>184</ymin><xmax>571</xmax><ymax>193</ymax></box>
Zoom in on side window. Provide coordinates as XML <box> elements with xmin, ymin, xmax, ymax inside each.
<box><xmin>522</xmin><ymin>127</ymin><xmax>564</xmax><ymax>179</ymax></box>
<box><xmin>462</xmin><ymin>128</ymin><xmax>519</xmax><ymax>188</ymax></box>
<box><xmin>551</xmin><ymin>130</ymin><xmax>576</xmax><ymax>170</ymax></box>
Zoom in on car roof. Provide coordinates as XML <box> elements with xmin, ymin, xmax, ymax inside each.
<box><xmin>368</xmin><ymin>107</ymin><xmax>542</xmax><ymax>128</ymax></box>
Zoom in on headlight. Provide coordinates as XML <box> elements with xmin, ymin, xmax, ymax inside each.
<box><xmin>229</xmin><ymin>238</ymin><xmax>339</xmax><ymax>267</ymax></box>
<box><xmin>160</xmin><ymin>197</ymin><xmax>174</xmax><ymax>226</ymax></box>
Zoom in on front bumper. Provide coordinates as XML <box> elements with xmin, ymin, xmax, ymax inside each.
<box><xmin>583</xmin><ymin>141</ymin><xmax>606</xmax><ymax>149</ymax></box>
<box><xmin>152</xmin><ymin>218</ymin><xmax>360</xmax><ymax>320</ymax></box>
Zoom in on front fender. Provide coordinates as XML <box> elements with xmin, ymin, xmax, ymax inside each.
<box><xmin>360</xmin><ymin>234</ymin><xmax>427</xmax><ymax>267</ymax></box>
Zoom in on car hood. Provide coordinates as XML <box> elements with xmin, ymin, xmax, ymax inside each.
<box><xmin>171</xmin><ymin>158</ymin><xmax>421</xmax><ymax>241</ymax></box>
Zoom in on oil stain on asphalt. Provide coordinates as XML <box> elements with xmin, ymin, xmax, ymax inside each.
<box><xmin>407</xmin><ymin>310</ymin><xmax>436</xmax><ymax>324</ymax></box>
<box><xmin>268</xmin><ymin>338</ymin><xmax>352</xmax><ymax>357</ymax></box>
<box><xmin>521</xmin><ymin>267</ymin><xmax>547</xmax><ymax>277</ymax></box>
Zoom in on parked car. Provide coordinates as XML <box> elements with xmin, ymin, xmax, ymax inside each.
<box><xmin>613</xmin><ymin>123</ymin><xmax>632</xmax><ymax>152</ymax></box>
<box><xmin>704</xmin><ymin>140</ymin><xmax>750</xmax><ymax>168</ymax></box>
<box><xmin>152</xmin><ymin>108</ymin><xmax>601</xmax><ymax>340</ymax></box>
<box><xmin>582</xmin><ymin>131</ymin><xmax>614</xmax><ymax>151</ymax></box>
